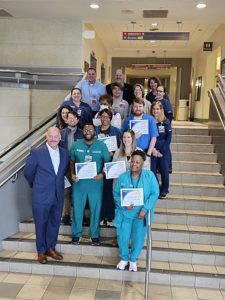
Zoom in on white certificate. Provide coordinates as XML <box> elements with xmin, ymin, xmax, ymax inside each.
<box><xmin>121</xmin><ymin>188</ymin><xmax>144</xmax><ymax>207</ymax></box>
<box><xmin>92</xmin><ymin>118</ymin><xmax>102</xmax><ymax>127</ymax></box>
<box><xmin>105</xmin><ymin>161</ymin><xmax>126</xmax><ymax>179</ymax></box>
<box><xmin>129</xmin><ymin>120</ymin><xmax>149</xmax><ymax>134</ymax></box>
<box><xmin>75</xmin><ymin>162</ymin><xmax>97</xmax><ymax>179</ymax></box>
<box><xmin>98</xmin><ymin>136</ymin><xmax>118</xmax><ymax>152</ymax></box>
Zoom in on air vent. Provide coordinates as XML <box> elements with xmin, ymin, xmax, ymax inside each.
<box><xmin>0</xmin><ymin>9</ymin><xmax>13</xmax><ymax>17</ymax></box>
<box><xmin>143</xmin><ymin>10</ymin><xmax>168</xmax><ymax>18</ymax></box>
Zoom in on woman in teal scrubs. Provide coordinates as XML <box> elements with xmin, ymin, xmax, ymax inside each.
<box><xmin>113</xmin><ymin>150</ymin><xmax>159</xmax><ymax>272</ymax></box>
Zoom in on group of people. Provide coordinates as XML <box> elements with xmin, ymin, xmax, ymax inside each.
<box><xmin>24</xmin><ymin>67</ymin><xmax>173</xmax><ymax>272</ymax></box>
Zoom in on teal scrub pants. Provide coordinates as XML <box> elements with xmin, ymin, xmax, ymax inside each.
<box><xmin>117</xmin><ymin>217</ymin><xmax>147</xmax><ymax>262</ymax></box>
<box><xmin>72</xmin><ymin>179</ymin><xmax>103</xmax><ymax>238</ymax></box>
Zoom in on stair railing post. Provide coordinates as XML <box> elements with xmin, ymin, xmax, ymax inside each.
<box><xmin>144</xmin><ymin>209</ymin><xmax>152</xmax><ymax>299</ymax></box>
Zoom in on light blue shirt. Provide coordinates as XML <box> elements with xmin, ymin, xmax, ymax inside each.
<box><xmin>76</xmin><ymin>80</ymin><xmax>106</xmax><ymax>111</ymax></box>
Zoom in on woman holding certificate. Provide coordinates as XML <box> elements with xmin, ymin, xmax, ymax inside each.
<box><xmin>96</xmin><ymin>108</ymin><xmax>121</xmax><ymax>227</ymax></box>
<box><xmin>150</xmin><ymin>101</ymin><xmax>172</xmax><ymax>199</ymax></box>
<box><xmin>113</xmin><ymin>129</ymin><xmax>150</xmax><ymax>172</ymax></box>
<box><xmin>113</xmin><ymin>150</ymin><xmax>159</xmax><ymax>272</ymax></box>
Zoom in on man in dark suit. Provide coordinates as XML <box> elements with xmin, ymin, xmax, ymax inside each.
<box><xmin>24</xmin><ymin>127</ymin><xmax>69</xmax><ymax>264</ymax></box>
<box><xmin>106</xmin><ymin>68</ymin><xmax>134</xmax><ymax>105</ymax></box>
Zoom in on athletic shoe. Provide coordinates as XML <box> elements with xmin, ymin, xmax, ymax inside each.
<box><xmin>129</xmin><ymin>261</ymin><xmax>137</xmax><ymax>272</ymax></box>
<box><xmin>116</xmin><ymin>260</ymin><xmax>128</xmax><ymax>270</ymax></box>
<box><xmin>71</xmin><ymin>237</ymin><xmax>80</xmax><ymax>245</ymax></box>
<box><xmin>107</xmin><ymin>220</ymin><xmax>114</xmax><ymax>227</ymax></box>
<box><xmin>91</xmin><ymin>238</ymin><xmax>101</xmax><ymax>246</ymax></box>
<box><xmin>100</xmin><ymin>220</ymin><xmax>105</xmax><ymax>226</ymax></box>
<box><xmin>159</xmin><ymin>193</ymin><xmax>167</xmax><ymax>199</ymax></box>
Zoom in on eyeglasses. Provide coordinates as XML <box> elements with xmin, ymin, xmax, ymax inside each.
<box><xmin>100</xmin><ymin>115</ymin><xmax>110</xmax><ymax>119</ymax></box>
<box><xmin>84</xmin><ymin>129</ymin><xmax>94</xmax><ymax>133</ymax></box>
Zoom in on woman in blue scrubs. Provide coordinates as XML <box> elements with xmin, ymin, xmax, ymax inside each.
<box><xmin>150</xmin><ymin>101</ymin><xmax>172</xmax><ymax>198</ymax></box>
<box><xmin>113</xmin><ymin>150</ymin><xmax>159</xmax><ymax>272</ymax></box>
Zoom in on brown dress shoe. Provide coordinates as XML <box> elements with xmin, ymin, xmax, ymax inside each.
<box><xmin>46</xmin><ymin>248</ymin><xmax>63</xmax><ymax>260</ymax></box>
<box><xmin>37</xmin><ymin>253</ymin><xmax>47</xmax><ymax>264</ymax></box>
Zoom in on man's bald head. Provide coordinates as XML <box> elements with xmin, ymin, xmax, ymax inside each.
<box><xmin>46</xmin><ymin>127</ymin><xmax>61</xmax><ymax>150</ymax></box>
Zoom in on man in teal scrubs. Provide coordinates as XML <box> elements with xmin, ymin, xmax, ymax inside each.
<box><xmin>70</xmin><ymin>123</ymin><xmax>110</xmax><ymax>245</ymax></box>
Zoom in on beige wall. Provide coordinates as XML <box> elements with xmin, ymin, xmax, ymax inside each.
<box><xmin>0</xmin><ymin>87</ymin><xmax>30</xmax><ymax>150</ymax></box>
<box><xmin>0</xmin><ymin>19</ymin><xmax>83</xmax><ymax>68</ymax></box>
<box><xmin>82</xmin><ymin>24</ymin><xmax>108</xmax><ymax>83</ymax></box>
<box><xmin>0</xmin><ymin>87</ymin><xmax>69</xmax><ymax>151</ymax></box>
<box><xmin>193</xmin><ymin>24</ymin><xmax>225</xmax><ymax>120</ymax></box>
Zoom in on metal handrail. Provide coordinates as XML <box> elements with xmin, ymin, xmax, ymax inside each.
<box><xmin>0</xmin><ymin>68</ymin><xmax>84</xmax><ymax>77</ymax></box>
<box><xmin>0</xmin><ymin>164</ymin><xmax>25</xmax><ymax>188</ymax></box>
<box><xmin>0</xmin><ymin>111</ymin><xmax>57</xmax><ymax>159</ymax></box>
<box><xmin>217</xmin><ymin>74</ymin><xmax>225</xmax><ymax>91</ymax></box>
<box><xmin>144</xmin><ymin>210</ymin><xmax>152</xmax><ymax>299</ymax></box>
<box><xmin>208</xmin><ymin>90</ymin><xmax>225</xmax><ymax>132</ymax></box>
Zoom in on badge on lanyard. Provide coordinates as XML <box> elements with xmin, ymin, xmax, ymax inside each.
<box><xmin>158</xmin><ymin>125</ymin><xmax>165</xmax><ymax>133</ymax></box>
<box><xmin>77</xmin><ymin>108</ymin><xmax>82</xmax><ymax>116</ymax></box>
<box><xmin>84</xmin><ymin>149</ymin><xmax>92</xmax><ymax>162</ymax></box>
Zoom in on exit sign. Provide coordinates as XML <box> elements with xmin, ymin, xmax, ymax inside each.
<box><xmin>203</xmin><ymin>42</ymin><xmax>213</xmax><ymax>51</ymax></box>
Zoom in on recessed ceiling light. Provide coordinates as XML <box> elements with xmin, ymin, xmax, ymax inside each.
<box><xmin>196</xmin><ymin>3</ymin><xmax>207</xmax><ymax>8</ymax></box>
<box><xmin>90</xmin><ymin>3</ymin><xmax>99</xmax><ymax>9</ymax></box>
<box><xmin>151</xmin><ymin>23</ymin><xmax>158</xmax><ymax>26</ymax></box>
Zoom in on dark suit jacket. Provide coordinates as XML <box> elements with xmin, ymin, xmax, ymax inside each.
<box><xmin>60</xmin><ymin>127</ymin><xmax>83</xmax><ymax>150</ymax></box>
<box><xmin>24</xmin><ymin>144</ymin><xmax>69</xmax><ymax>205</ymax></box>
<box><xmin>106</xmin><ymin>82</ymin><xmax>134</xmax><ymax>105</ymax></box>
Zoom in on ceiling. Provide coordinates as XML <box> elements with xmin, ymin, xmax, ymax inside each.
<box><xmin>0</xmin><ymin>0</ymin><xmax>225</xmax><ymax>57</ymax></box>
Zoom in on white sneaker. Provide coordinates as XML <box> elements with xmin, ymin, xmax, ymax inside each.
<box><xmin>129</xmin><ymin>261</ymin><xmax>137</xmax><ymax>272</ymax></box>
<box><xmin>116</xmin><ymin>260</ymin><xmax>128</xmax><ymax>270</ymax></box>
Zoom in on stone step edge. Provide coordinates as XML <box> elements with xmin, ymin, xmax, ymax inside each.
<box><xmin>1</xmin><ymin>256</ymin><xmax>225</xmax><ymax>280</ymax></box>
<box><xmin>19</xmin><ymin>222</ymin><xmax>225</xmax><ymax>236</ymax></box>
<box><xmin>171</xmin><ymin>171</ymin><xmax>222</xmax><ymax>176</ymax></box>
<box><xmin>173</xmin><ymin>160</ymin><xmax>219</xmax><ymax>165</ymax></box>
<box><xmin>172</xmin><ymin>151</ymin><xmax>215</xmax><ymax>155</ymax></box>
<box><xmin>170</xmin><ymin>182</ymin><xmax>225</xmax><ymax>188</ymax></box>
<box><xmin>155</xmin><ymin>208</ymin><xmax>225</xmax><ymax>218</ymax></box>
<box><xmin>166</xmin><ymin>195</ymin><xmax>225</xmax><ymax>202</ymax></box>
<box><xmin>3</xmin><ymin>237</ymin><xmax>225</xmax><ymax>256</ymax></box>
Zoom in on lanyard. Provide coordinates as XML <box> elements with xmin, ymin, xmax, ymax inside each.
<box><xmin>130</xmin><ymin>171</ymin><xmax>142</xmax><ymax>188</ymax></box>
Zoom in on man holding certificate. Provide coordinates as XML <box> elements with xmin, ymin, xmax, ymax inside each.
<box><xmin>113</xmin><ymin>150</ymin><xmax>159</xmax><ymax>272</ymax></box>
<box><xmin>122</xmin><ymin>98</ymin><xmax>158</xmax><ymax>158</ymax></box>
<box><xmin>70</xmin><ymin>123</ymin><xmax>110</xmax><ymax>246</ymax></box>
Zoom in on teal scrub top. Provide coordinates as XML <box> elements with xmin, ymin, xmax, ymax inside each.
<box><xmin>70</xmin><ymin>138</ymin><xmax>110</xmax><ymax>173</ymax></box>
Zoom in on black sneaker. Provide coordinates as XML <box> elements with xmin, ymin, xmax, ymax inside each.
<box><xmin>62</xmin><ymin>214</ymin><xmax>71</xmax><ymax>225</ymax></box>
<box><xmin>159</xmin><ymin>193</ymin><xmax>167</xmax><ymax>199</ymax></box>
<box><xmin>71</xmin><ymin>237</ymin><xmax>80</xmax><ymax>245</ymax></box>
<box><xmin>91</xmin><ymin>238</ymin><xmax>100</xmax><ymax>246</ymax></box>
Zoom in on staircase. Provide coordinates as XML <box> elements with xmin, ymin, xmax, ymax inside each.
<box><xmin>1</xmin><ymin>123</ymin><xmax>225</xmax><ymax>289</ymax></box>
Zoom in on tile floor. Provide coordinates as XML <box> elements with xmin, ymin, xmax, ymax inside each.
<box><xmin>0</xmin><ymin>272</ymin><xmax>225</xmax><ymax>300</ymax></box>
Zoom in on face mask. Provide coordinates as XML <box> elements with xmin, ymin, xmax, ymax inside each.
<box><xmin>100</xmin><ymin>105</ymin><xmax>109</xmax><ymax>111</ymax></box>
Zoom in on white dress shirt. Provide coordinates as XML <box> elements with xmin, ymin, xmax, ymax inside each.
<box><xmin>46</xmin><ymin>143</ymin><xmax>60</xmax><ymax>175</ymax></box>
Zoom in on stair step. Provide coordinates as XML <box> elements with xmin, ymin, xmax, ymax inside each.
<box><xmin>0</xmin><ymin>250</ymin><xmax>225</xmax><ymax>288</ymax></box>
<box><xmin>154</xmin><ymin>208</ymin><xmax>225</xmax><ymax>227</ymax></box>
<box><xmin>172</xmin><ymin>152</ymin><xmax>217</xmax><ymax>162</ymax></box>
<box><xmin>173</xmin><ymin>161</ymin><xmax>221</xmax><ymax>172</ymax></box>
<box><xmin>172</xmin><ymin>135</ymin><xmax>212</xmax><ymax>144</ymax></box>
<box><xmin>171</xmin><ymin>143</ymin><xmax>215</xmax><ymax>153</ymax></box>
<box><xmin>170</xmin><ymin>182</ymin><xmax>225</xmax><ymax>197</ymax></box>
<box><xmin>169</xmin><ymin>171</ymin><xmax>224</xmax><ymax>184</ymax></box>
<box><xmin>17</xmin><ymin>222</ymin><xmax>225</xmax><ymax>245</ymax></box>
<box><xmin>173</xmin><ymin>127</ymin><xmax>209</xmax><ymax>136</ymax></box>
<box><xmin>156</xmin><ymin>194</ymin><xmax>225</xmax><ymax>211</ymax></box>
<box><xmin>3</xmin><ymin>234</ymin><xmax>225</xmax><ymax>266</ymax></box>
